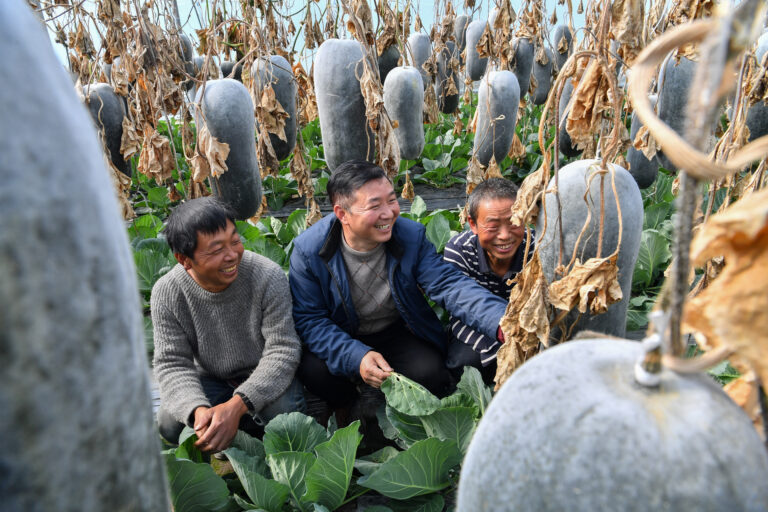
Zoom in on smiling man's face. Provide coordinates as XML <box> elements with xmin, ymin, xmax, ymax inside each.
<box><xmin>334</xmin><ymin>177</ymin><xmax>400</xmax><ymax>252</ymax></box>
<box><xmin>176</xmin><ymin>219</ymin><xmax>244</xmax><ymax>292</ymax></box>
<box><xmin>469</xmin><ymin>197</ymin><xmax>524</xmax><ymax>276</ymax></box>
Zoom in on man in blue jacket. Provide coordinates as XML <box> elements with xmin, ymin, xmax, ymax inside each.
<box><xmin>289</xmin><ymin>160</ymin><xmax>507</xmax><ymax>414</ymax></box>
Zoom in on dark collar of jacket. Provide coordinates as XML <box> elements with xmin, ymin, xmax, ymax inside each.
<box><xmin>318</xmin><ymin>215</ymin><xmax>405</xmax><ymax>262</ymax></box>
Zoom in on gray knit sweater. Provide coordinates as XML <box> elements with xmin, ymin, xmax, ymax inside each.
<box><xmin>151</xmin><ymin>251</ymin><xmax>301</xmax><ymax>426</ymax></box>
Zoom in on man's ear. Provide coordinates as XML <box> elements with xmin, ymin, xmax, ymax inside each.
<box><xmin>333</xmin><ymin>204</ymin><xmax>348</xmax><ymax>225</ymax></box>
<box><xmin>468</xmin><ymin>216</ymin><xmax>478</xmax><ymax>235</ymax></box>
<box><xmin>174</xmin><ymin>253</ymin><xmax>193</xmax><ymax>269</ymax></box>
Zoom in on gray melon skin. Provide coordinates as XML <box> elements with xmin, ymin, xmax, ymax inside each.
<box><xmin>454</xmin><ymin>14</ymin><xmax>470</xmax><ymax>54</ymax></box>
<box><xmin>557</xmin><ymin>79</ymin><xmax>581</xmax><ymax>157</ymax></box>
<box><xmin>252</xmin><ymin>55</ymin><xmax>297</xmax><ymax>160</ymax></box>
<box><xmin>552</xmin><ymin>24</ymin><xmax>573</xmax><ymax>72</ymax></box>
<box><xmin>195</xmin><ymin>79</ymin><xmax>263</xmax><ymax>219</ymax></box>
<box><xmin>83</xmin><ymin>83</ymin><xmax>131</xmax><ymax>176</ymax></box>
<box><xmin>656</xmin><ymin>56</ymin><xmax>697</xmax><ymax>170</ymax></box>
<box><xmin>511</xmin><ymin>37</ymin><xmax>534</xmax><ymax>97</ymax></box>
<box><xmin>473</xmin><ymin>70</ymin><xmax>520</xmax><ymax>166</ymax></box>
<box><xmin>465</xmin><ymin>20</ymin><xmax>489</xmax><ymax>81</ymax></box>
<box><xmin>627</xmin><ymin>94</ymin><xmax>661</xmax><ymax>188</ymax></box>
<box><xmin>315</xmin><ymin>39</ymin><xmax>375</xmax><ymax>171</ymax></box>
<box><xmin>221</xmin><ymin>60</ymin><xmax>243</xmax><ymax>81</ymax></box>
<box><xmin>436</xmin><ymin>41</ymin><xmax>460</xmax><ymax>113</ymax></box>
<box><xmin>536</xmin><ymin>159</ymin><xmax>643</xmax><ymax>339</ymax></box>
<box><xmin>407</xmin><ymin>33</ymin><xmax>432</xmax><ymax>90</ymax></box>
<box><xmin>531</xmin><ymin>47</ymin><xmax>553</xmax><ymax>105</ymax></box>
<box><xmin>458</xmin><ymin>339</ymin><xmax>768</xmax><ymax>512</ymax></box>
<box><xmin>0</xmin><ymin>1</ymin><xmax>169</xmax><ymax>511</ymax></box>
<box><xmin>378</xmin><ymin>44</ymin><xmax>400</xmax><ymax>85</ymax></box>
<box><xmin>383</xmin><ymin>66</ymin><xmax>425</xmax><ymax>160</ymax></box>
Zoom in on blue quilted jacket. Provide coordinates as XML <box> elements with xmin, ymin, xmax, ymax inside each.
<box><xmin>289</xmin><ymin>214</ymin><xmax>507</xmax><ymax>377</ymax></box>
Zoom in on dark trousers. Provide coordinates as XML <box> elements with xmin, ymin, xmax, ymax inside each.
<box><xmin>298</xmin><ymin>320</ymin><xmax>453</xmax><ymax>408</ymax></box>
<box><xmin>445</xmin><ymin>339</ymin><xmax>498</xmax><ymax>386</ymax></box>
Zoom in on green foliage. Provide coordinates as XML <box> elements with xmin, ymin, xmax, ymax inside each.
<box><xmin>357</xmin><ymin>438</ymin><xmax>463</xmax><ymax>499</ymax></box>
<box><xmin>161</xmin><ymin>366</ymin><xmax>495</xmax><ymax>510</ymax></box>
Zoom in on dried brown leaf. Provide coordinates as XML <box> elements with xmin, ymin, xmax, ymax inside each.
<box><xmin>508</xmin><ymin>132</ymin><xmax>526</xmax><ymax>161</ymax></box>
<box><xmin>566</xmin><ymin>59</ymin><xmax>609</xmax><ymax>150</ymax></box>
<box><xmin>290</xmin><ymin>142</ymin><xmax>314</xmax><ymax>198</ymax></box>
<box><xmin>255</xmin><ymin>86</ymin><xmax>289</xmax><ymax>142</ymax></box>
<box><xmin>423</xmin><ymin>85</ymin><xmax>440</xmax><ymax>124</ymax></box>
<box><xmin>484</xmin><ymin>156</ymin><xmax>503</xmax><ymax>180</ymax></box>
<box><xmin>548</xmin><ymin>255</ymin><xmax>623</xmax><ymax>315</ymax></box>
<box><xmin>509</xmin><ymin>164</ymin><xmax>549</xmax><ymax>227</ymax></box>
<box><xmin>120</xmin><ymin>117</ymin><xmax>141</xmax><ymax>160</ymax></box>
<box><xmin>682</xmin><ymin>188</ymin><xmax>768</xmax><ymax>387</ymax></box>
<box><xmin>306</xmin><ymin>197</ymin><xmax>323</xmax><ymax>226</ymax></box>
<box><xmin>453</xmin><ymin>116</ymin><xmax>464</xmax><ymax>136</ymax></box>
<box><xmin>610</xmin><ymin>0</ymin><xmax>645</xmax><ymax>66</ymax></box>
<box><xmin>495</xmin><ymin>253</ymin><xmax>550</xmax><ymax>389</ymax></box>
<box><xmin>633</xmin><ymin>124</ymin><xmax>660</xmax><ymax>160</ymax></box>
<box><xmin>401</xmin><ymin>171</ymin><xmax>415</xmax><ymax>200</ymax></box>
<box><xmin>137</xmin><ymin>128</ymin><xmax>175</xmax><ymax>184</ymax></box>
<box><xmin>256</xmin><ymin>128</ymin><xmax>280</xmax><ymax>177</ymax></box>
<box><xmin>377</xmin><ymin>116</ymin><xmax>400</xmax><ymax>179</ymax></box>
<box><xmin>724</xmin><ymin>373</ymin><xmax>764</xmax><ymax>440</ymax></box>
<box><xmin>465</xmin><ymin>156</ymin><xmax>485</xmax><ymax>195</ymax></box>
<box><xmin>197</xmin><ymin>122</ymin><xmax>230</xmax><ymax>178</ymax></box>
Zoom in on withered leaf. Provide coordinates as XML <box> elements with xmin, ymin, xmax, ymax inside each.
<box><xmin>401</xmin><ymin>171</ymin><xmax>415</xmax><ymax>200</ymax></box>
<box><xmin>290</xmin><ymin>140</ymin><xmax>314</xmax><ymax>198</ymax></box>
<box><xmin>633</xmin><ymin>124</ymin><xmax>660</xmax><ymax>160</ymax></box>
<box><xmin>465</xmin><ymin>156</ymin><xmax>485</xmax><ymax>195</ymax></box>
<box><xmin>495</xmin><ymin>252</ymin><xmax>550</xmax><ymax>389</ymax></box>
<box><xmin>566</xmin><ymin>59</ymin><xmax>609</xmax><ymax>150</ymax></box>
<box><xmin>137</xmin><ymin>128</ymin><xmax>175</xmax><ymax>184</ymax></box>
<box><xmin>255</xmin><ymin>85</ymin><xmax>289</xmax><ymax>142</ymax></box>
<box><xmin>724</xmin><ymin>373</ymin><xmax>764</xmax><ymax>439</ymax></box>
<box><xmin>484</xmin><ymin>155</ymin><xmax>503</xmax><ymax>180</ymax></box>
<box><xmin>682</xmin><ymin>187</ymin><xmax>768</xmax><ymax>387</ymax></box>
<box><xmin>476</xmin><ymin>22</ymin><xmax>493</xmax><ymax>59</ymax></box>
<box><xmin>377</xmin><ymin>115</ymin><xmax>401</xmax><ymax>179</ymax></box>
<box><xmin>256</xmin><ymin>128</ymin><xmax>280</xmax><ymax>177</ymax></box>
<box><xmin>508</xmin><ymin>131</ymin><xmax>526</xmax><ymax>161</ymax></box>
<box><xmin>120</xmin><ymin>117</ymin><xmax>141</xmax><ymax>160</ymax></box>
<box><xmin>548</xmin><ymin>255</ymin><xmax>623</xmax><ymax>315</ymax></box>
<box><xmin>196</xmin><ymin>122</ymin><xmax>230</xmax><ymax>178</ymax></box>
<box><xmin>509</xmin><ymin>164</ymin><xmax>549</xmax><ymax>227</ymax></box>
<box><xmin>305</xmin><ymin>197</ymin><xmax>323</xmax><ymax>226</ymax></box>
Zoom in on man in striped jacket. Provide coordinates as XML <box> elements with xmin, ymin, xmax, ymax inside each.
<box><xmin>443</xmin><ymin>178</ymin><xmax>534</xmax><ymax>384</ymax></box>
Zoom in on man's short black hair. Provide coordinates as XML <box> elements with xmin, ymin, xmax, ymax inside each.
<box><xmin>327</xmin><ymin>160</ymin><xmax>389</xmax><ymax>208</ymax></box>
<box><xmin>467</xmin><ymin>178</ymin><xmax>519</xmax><ymax>221</ymax></box>
<box><xmin>163</xmin><ymin>197</ymin><xmax>237</xmax><ymax>258</ymax></box>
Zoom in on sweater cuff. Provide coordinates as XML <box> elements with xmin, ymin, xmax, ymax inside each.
<box><xmin>234</xmin><ymin>391</ymin><xmax>255</xmax><ymax>413</ymax></box>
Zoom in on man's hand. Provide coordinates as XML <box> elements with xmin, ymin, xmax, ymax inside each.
<box><xmin>193</xmin><ymin>395</ymin><xmax>248</xmax><ymax>452</ymax></box>
<box><xmin>360</xmin><ymin>351</ymin><xmax>393</xmax><ymax>388</ymax></box>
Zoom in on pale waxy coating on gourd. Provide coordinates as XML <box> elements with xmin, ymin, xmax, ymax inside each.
<box><xmin>406</xmin><ymin>33</ymin><xmax>432</xmax><ymax>90</ymax></box>
<box><xmin>454</xmin><ymin>14</ymin><xmax>470</xmax><ymax>54</ymax></box>
<box><xmin>473</xmin><ymin>70</ymin><xmax>520</xmax><ymax>166</ymax></box>
<box><xmin>511</xmin><ymin>37</ymin><xmax>534</xmax><ymax>98</ymax></box>
<box><xmin>465</xmin><ymin>20</ymin><xmax>489</xmax><ymax>81</ymax></box>
<box><xmin>531</xmin><ymin>47</ymin><xmax>554</xmax><ymax>105</ymax></box>
<box><xmin>459</xmin><ymin>339</ymin><xmax>768</xmax><ymax>511</ymax></box>
<box><xmin>314</xmin><ymin>39</ymin><xmax>375</xmax><ymax>171</ymax></box>
<box><xmin>558</xmin><ymin>79</ymin><xmax>582</xmax><ymax>157</ymax></box>
<box><xmin>436</xmin><ymin>40</ymin><xmax>460</xmax><ymax>114</ymax></box>
<box><xmin>552</xmin><ymin>24</ymin><xmax>573</xmax><ymax>72</ymax></box>
<box><xmin>83</xmin><ymin>82</ymin><xmax>130</xmax><ymax>176</ymax></box>
<box><xmin>1</xmin><ymin>1</ymin><xmax>168</xmax><ymax>509</ymax></box>
<box><xmin>536</xmin><ymin>159</ymin><xmax>643</xmax><ymax>339</ymax></box>
<box><xmin>383</xmin><ymin>66</ymin><xmax>425</xmax><ymax>160</ymax></box>
<box><xmin>252</xmin><ymin>55</ymin><xmax>297</xmax><ymax>160</ymax></box>
<box><xmin>195</xmin><ymin>79</ymin><xmax>262</xmax><ymax>219</ymax></box>
<box><xmin>626</xmin><ymin>94</ymin><xmax>661</xmax><ymax>189</ymax></box>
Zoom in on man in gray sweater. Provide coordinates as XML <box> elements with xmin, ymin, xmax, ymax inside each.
<box><xmin>153</xmin><ymin>197</ymin><xmax>304</xmax><ymax>452</ymax></box>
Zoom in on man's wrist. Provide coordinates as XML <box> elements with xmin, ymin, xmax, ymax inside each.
<box><xmin>232</xmin><ymin>393</ymin><xmax>252</xmax><ymax>415</ymax></box>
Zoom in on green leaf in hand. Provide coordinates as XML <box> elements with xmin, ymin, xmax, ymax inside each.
<box><xmin>381</xmin><ymin>372</ymin><xmax>441</xmax><ymax>416</ymax></box>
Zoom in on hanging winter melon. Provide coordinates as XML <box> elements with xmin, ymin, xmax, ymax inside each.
<box><xmin>531</xmin><ymin>47</ymin><xmax>553</xmax><ymax>105</ymax></box>
<box><xmin>626</xmin><ymin>94</ymin><xmax>661</xmax><ymax>189</ymax></box>
<box><xmin>536</xmin><ymin>159</ymin><xmax>643</xmax><ymax>339</ymax></box>
<box><xmin>83</xmin><ymin>83</ymin><xmax>130</xmax><ymax>176</ymax></box>
<box><xmin>458</xmin><ymin>338</ymin><xmax>768</xmax><ymax>511</ymax></box>
<box><xmin>473</xmin><ymin>70</ymin><xmax>520</xmax><ymax>166</ymax></box>
<box><xmin>314</xmin><ymin>39</ymin><xmax>375</xmax><ymax>171</ymax></box>
<box><xmin>407</xmin><ymin>33</ymin><xmax>432</xmax><ymax>90</ymax></box>
<box><xmin>383</xmin><ymin>66</ymin><xmax>424</xmax><ymax>160</ymax></box>
<box><xmin>465</xmin><ymin>20</ymin><xmax>488</xmax><ymax>81</ymax></box>
<box><xmin>436</xmin><ymin>40</ymin><xmax>459</xmax><ymax>113</ymax></box>
<box><xmin>252</xmin><ymin>55</ymin><xmax>297</xmax><ymax>160</ymax></box>
<box><xmin>511</xmin><ymin>37</ymin><xmax>534</xmax><ymax>98</ymax></box>
<box><xmin>552</xmin><ymin>24</ymin><xmax>573</xmax><ymax>72</ymax></box>
<box><xmin>558</xmin><ymin>79</ymin><xmax>582</xmax><ymax>157</ymax></box>
<box><xmin>378</xmin><ymin>44</ymin><xmax>400</xmax><ymax>85</ymax></box>
<box><xmin>195</xmin><ymin>78</ymin><xmax>262</xmax><ymax>219</ymax></box>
